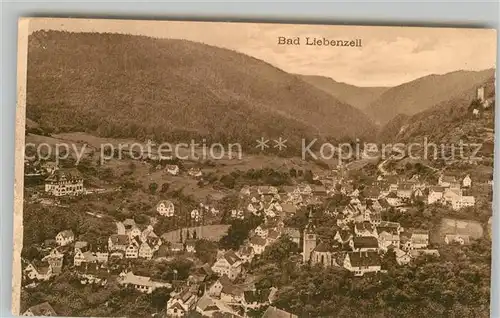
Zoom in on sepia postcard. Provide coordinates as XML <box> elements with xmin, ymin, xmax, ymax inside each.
<box><xmin>13</xmin><ymin>17</ymin><xmax>497</xmax><ymax>317</ymax></box>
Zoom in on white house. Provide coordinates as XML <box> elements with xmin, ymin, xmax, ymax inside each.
<box><xmin>55</xmin><ymin>230</ymin><xmax>74</xmax><ymax>246</ymax></box>
<box><xmin>250</xmin><ymin>236</ymin><xmax>267</xmax><ymax>255</ymax></box>
<box><xmin>127</xmin><ymin>226</ymin><xmax>142</xmax><ymax>240</ymax></box>
<box><xmin>451</xmin><ymin>195</ymin><xmax>475</xmax><ymax>210</ymax></box>
<box><xmin>24</xmin><ymin>262</ymin><xmax>53</xmax><ymax>281</ymax></box>
<box><xmin>108</xmin><ymin>234</ymin><xmax>129</xmax><ymax>251</ymax></box>
<box><xmin>138</xmin><ymin>242</ymin><xmax>154</xmax><ymax>259</ymax></box>
<box><xmin>44</xmin><ymin>169</ymin><xmax>84</xmax><ymax>197</ymax></box>
<box><xmin>188</xmin><ymin>168</ymin><xmax>203</xmax><ymax>178</ymax></box>
<box><xmin>211</xmin><ymin>250</ymin><xmax>242</xmax><ymax>280</ymax></box>
<box><xmin>119</xmin><ymin>271</ymin><xmax>171</xmax><ymax>294</ymax></box>
<box><xmin>343</xmin><ymin>251</ymin><xmax>381</xmax><ymax>276</ymax></box>
<box><xmin>427</xmin><ymin>187</ymin><xmax>445</xmax><ymax>204</ymax></box>
<box><xmin>444</xmin><ymin>234</ymin><xmax>471</xmax><ymax>245</ymax></box>
<box><xmin>156</xmin><ymin>200</ymin><xmax>175</xmax><ymax>217</ymax></box>
<box><xmin>394</xmin><ymin>248</ymin><xmax>412</xmax><ymax>265</ymax></box>
<box><xmin>166</xmin><ymin>288</ymin><xmax>198</xmax><ymax>317</ymax></box>
<box><xmin>462</xmin><ymin>175</ymin><xmax>472</xmax><ymax>188</ymax></box>
<box><xmin>125</xmin><ymin>244</ymin><xmax>139</xmax><ymax>259</ymax></box>
<box><xmin>166</xmin><ymin>164</ymin><xmax>180</xmax><ymax>176</ymax></box>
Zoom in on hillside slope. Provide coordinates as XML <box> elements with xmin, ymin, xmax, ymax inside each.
<box><xmin>300</xmin><ymin>75</ymin><xmax>389</xmax><ymax>112</ymax></box>
<box><xmin>379</xmin><ymin>75</ymin><xmax>495</xmax><ymax>149</ymax></box>
<box><xmin>367</xmin><ymin>69</ymin><xmax>495</xmax><ymax>125</ymax></box>
<box><xmin>26</xmin><ymin>31</ymin><xmax>377</xmax><ymax>150</ymax></box>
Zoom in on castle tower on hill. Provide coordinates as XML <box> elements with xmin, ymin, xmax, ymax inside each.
<box><xmin>477</xmin><ymin>86</ymin><xmax>485</xmax><ymax>102</ymax></box>
<box><xmin>303</xmin><ymin>208</ymin><xmax>317</xmax><ymax>263</ymax></box>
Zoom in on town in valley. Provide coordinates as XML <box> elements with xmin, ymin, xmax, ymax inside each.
<box><xmin>17</xmin><ymin>21</ymin><xmax>495</xmax><ymax>318</ymax></box>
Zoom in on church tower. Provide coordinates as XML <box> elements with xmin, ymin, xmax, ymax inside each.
<box><xmin>303</xmin><ymin>208</ymin><xmax>317</xmax><ymax>263</ymax></box>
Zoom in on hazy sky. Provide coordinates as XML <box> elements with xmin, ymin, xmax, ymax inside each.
<box><xmin>27</xmin><ymin>18</ymin><xmax>496</xmax><ymax>87</ymax></box>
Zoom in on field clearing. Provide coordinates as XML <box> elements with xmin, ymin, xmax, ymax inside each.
<box><xmin>433</xmin><ymin>217</ymin><xmax>484</xmax><ymax>243</ymax></box>
<box><xmin>160</xmin><ymin>224</ymin><xmax>230</xmax><ymax>243</ymax></box>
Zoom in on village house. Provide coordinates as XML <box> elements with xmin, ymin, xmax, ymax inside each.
<box><xmin>352</xmin><ymin>236</ymin><xmax>379</xmax><ymax>252</ymax></box>
<box><xmin>343</xmin><ymin>251</ymin><xmax>382</xmax><ymax>276</ymax></box>
<box><xmin>254</xmin><ymin>225</ymin><xmax>269</xmax><ymax>238</ymax></box>
<box><xmin>250</xmin><ymin>236</ymin><xmax>267</xmax><ymax>255</ymax></box>
<box><xmin>354</xmin><ymin>221</ymin><xmax>378</xmax><ymax>238</ymax></box>
<box><xmin>42</xmin><ymin>249</ymin><xmax>64</xmax><ymax>275</ymax></box>
<box><xmin>24</xmin><ymin>261</ymin><xmax>53</xmax><ymax>281</ymax></box>
<box><xmin>140</xmin><ymin>226</ymin><xmax>162</xmax><ymax>250</ymax></box>
<box><xmin>22</xmin><ymin>302</ymin><xmax>58</xmax><ymax>316</ymax></box>
<box><xmin>138</xmin><ymin>241</ymin><xmax>154</xmax><ymax>259</ymax></box>
<box><xmin>394</xmin><ymin>248</ymin><xmax>412</xmax><ymax>266</ymax></box>
<box><xmin>208</xmin><ymin>274</ymin><xmax>232</xmax><ymax>297</ymax></box>
<box><xmin>401</xmin><ymin>229</ymin><xmax>429</xmax><ymax>250</ymax></box>
<box><xmin>211</xmin><ymin>251</ymin><xmax>242</xmax><ymax>280</ymax></box>
<box><xmin>377</xmin><ymin>230</ymin><xmax>401</xmax><ymax>251</ymax></box>
<box><xmin>312</xmin><ymin>184</ymin><xmax>327</xmax><ymax>196</ymax></box>
<box><xmin>156</xmin><ymin>200</ymin><xmax>175</xmax><ymax>217</ymax></box>
<box><xmin>119</xmin><ymin>271</ymin><xmax>171</xmax><ymax>294</ymax></box>
<box><xmin>438</xmin><ymin>174</ymin><xmax>460</xmax><ymax>189</ymax></box>
<box><xmin>221</xmin><ymin>283</ymin><xmax>244</xmax><ymax>304</ymax></box>
<box><xmin>443</xmin><ymin>187</ymin><xmax>462</xmax><ymax>205</ymax></box>
<box><xmin>282</xmin><ymin>199</ymin><xmax>299</xmax><ymax>212</ymax></box>
<box><xmin>385</xmin><ymin>192</ymin><xmax>403</xmax><ymax>207</ymax></box>
<box><xmin>109</xmin><ymin>250</ymin><xmax>125</xmax><ymax>260</ymax></box>
<box><xmin>185</xmin><ymin>239</ymin><xmax>197</xmax><ymax>253</ymax></box>
<box><xmin>166</xmin><ymin>288</ymin><xmax>198</xmax><ymax>317</ymax></box>
<box><xmin>451</xmin><ymin>195</ymin><xmax>476</xmax><ymax>210</ymax></box>
<box><xmin>428</xmin><ymin>186</ymin><xmax>445</xmax><ymax>204</ymax></box>
<box><xmin>127</xmin><ymin>225</ymin><xmax>142</xmax><ymax>240</ymax></box>
<box><xmin>413</xmin><ymin>188</ymin><xmax>425</xmax><ymax>199</ymax></box>
<box><xmin>93</xmin><ymin>243</ymin><xmax>109</xmax><ymax>263</ymax></box>
<box><xmin>444</xmin><ymin>234</ymin><xmax>471</xmax><ymax>245</ymax></box>
<box><xmin>462</xmin><ymin>175</ymin><xmax>472</xmax><ymax>188</ymax></box>
<box><xmin>125</xmin><ymin>243</ymin><xmax>139</xmax><ymax>259</ymax></box>
<box><xmin>396</xmin><ymin>183</ymin><xmax>413</xmax><ymax>199</ymax></box>
<box><xmin>237</xmin><ymin>245</ymin><xmax>255</xmax><ymax>263</ymax></box>
<box><xmin>166</xmin><ymin>164</ymin><xmax>180</xmax><ymax>175</ymax></box>
<box><xmin>73</xmin><ymin>250</ymin><xmax>97</xmax><ymax>266</ymax></box>
<box><xmin>231</xmin><ymin>209</ymin><xmax>245</xmax><ymax>220</ymax></box>
<box><xmin>74</xmin><ymin>241</ymin><xmax>89</xmax><ymax>254</ymax></box>
<box><xmin>196</xmin><ymin>294</ymin><xmax>236</xmax><ymax>317</ymax></box>
<box><xmin>108</xmin><ymin>234</ymin><xmax>129</xmax><ymax>251</ymax></box>
<box><xmin>297</xmin><ymin>183</ymin><xmax>313</xmax><ymax>196</ymax></box>
<box><xmin>55</xmin><ymin>230</ymin><xmax>74</xmax><ymax>246</ymax></box>
<box><xmin>266</xmin><ymin>229</ymin><xmax>281</xmax><ymax>245</ymax></box>
<box><xmin>75</xmin><ymin>263</ymin><xmax>108</xmax><ymax>286</ymax></box>
<box><xmin>188</xmin><ymin>167</ymin><xmax>203</xmax><ymax>178</ymax></box>
<box><xmin>44</xmin><ymin>168</ymin><xmax>84</xmax><ymax>196</ymax></box>
<box><xmin>239</xmin><ymin>185</ymin><xmax>252</xmax><ymax>197</ymax></box>
<box><xmin>333</xmin><ymin>230</ymin><xmax>353</xmax><ymax>245</ymax></box>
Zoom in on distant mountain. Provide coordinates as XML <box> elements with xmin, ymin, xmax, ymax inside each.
<box><xmin>299</xmin><ymin>75</ymin><xmax>389</xmax><ymax>112</ymax></box>
<box><xmin>367</xmin><ymin>69</ymin><xmax>495</xmax><ymax>125</ymax></box>
<box><xmin>378</xmin><ymin>75</ymin><xmax>496</xmax><ymax>148</ymax></box>
<box><xmin>26</xmin><ymin>31</ymin><xmax>377</xmax><ymax>151</ymax></box>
